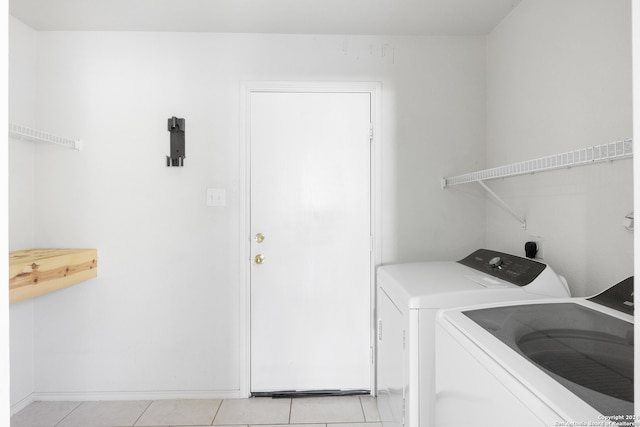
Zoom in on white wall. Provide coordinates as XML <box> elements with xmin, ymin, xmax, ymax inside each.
<box><xmin>8</xmin><ymin>16</ymin><xmax>38</xmax><ymax>410</ymax></box>
<box><xmin>633</xmin><ymin>0</ymin><xmax>640</xmax><ymax>419</ymax></box>
<box><xmin>485</xmin><ymin>0</ymin><xmax>633</xmax><ymax>296</ymax></box>
<box><xmin>1</xmin><ymin>5</ymin><xmax>11</xmax><ymax>425</ymax></box>
<box><xmin>8</xmin><ymin>27</ymin><xmax>486</xmax><ymax>403</ymax></box>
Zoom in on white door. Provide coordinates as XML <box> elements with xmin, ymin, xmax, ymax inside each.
<box><xmin>250</xmin><ymin>91</ymin><xmax>372</xmax><ymax>393</ymax></box>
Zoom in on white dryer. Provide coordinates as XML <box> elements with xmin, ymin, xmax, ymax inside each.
<box><xmin>376</xmin><ymin>249</ymin><xmax>571</xmax><ymax>427</ymax></box>
<box><xmin>435</xmin><ymin>277</ymin><xmax>633</xmax><ymax>426</ymax></box>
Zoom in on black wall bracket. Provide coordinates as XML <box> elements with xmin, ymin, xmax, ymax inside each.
<box><xmin>167</xmin><ymin>116</ymin><xmax>185</xmax><ymax>167</ymax></box>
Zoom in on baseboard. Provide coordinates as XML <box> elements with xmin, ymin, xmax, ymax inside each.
<box><xmin>10</xmin><ymin>393</ymin><xmax>36</xmax><ymax>416</ymax></box>
<box><xmin>12</xmin><ymin>389</ymin><xmax>242</xmax><ymax>415</ymax></box>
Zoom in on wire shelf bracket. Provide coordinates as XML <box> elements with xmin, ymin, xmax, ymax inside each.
<box><xmin>441</xmin><ymin>139</ymin><xmax>633</xmax><ymax>229</ymax></box>
<box><xmin>9</xmin><ymin>123</ymin><xmax>82</xmax><ymax>151</ymax></box>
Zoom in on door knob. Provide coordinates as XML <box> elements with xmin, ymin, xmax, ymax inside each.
<box><xmin>255</xmin><ymin>233</ymin><xmax>265</xmax><ymax>243</ymax></box>
<box><xmin>255</xmin><ymin>254</ymin><xmax>265</xmax><ymax>264</ymax></box>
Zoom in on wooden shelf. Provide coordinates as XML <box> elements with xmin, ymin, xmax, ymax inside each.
<box><xmin>9</xmin><ymin>249</ymin><xmax>98</xmax><ymax>303</ymax></box>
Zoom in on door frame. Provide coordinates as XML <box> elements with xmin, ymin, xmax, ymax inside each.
<box><xmin>239</xmin><ymin>81</ymin><xmax>382</xmax><ymax>398</ymax></box>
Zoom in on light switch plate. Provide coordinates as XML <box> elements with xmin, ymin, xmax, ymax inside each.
<box><xmin>207</xmin><ymin>188</ymin><xmax>226</xmax><ymax>207</ymax></box>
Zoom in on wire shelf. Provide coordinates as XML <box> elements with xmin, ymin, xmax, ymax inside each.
<box><xmin>9</xmin><ymin>123</ymin><xmax>82</xmax><ymax>151</ymax></box>
<box><xmin>442</xmin><ymin>139</ymin><xmax>633</xmax><ymax>188</ymax></box>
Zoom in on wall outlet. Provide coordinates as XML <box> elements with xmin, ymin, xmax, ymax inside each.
<box><xmin>528</xmin><ymin>235</ymin><xmax>544</xmax><ymax>259</ymax></box>
<box><xmin>207</xmin><ymin>188</ymin><xmax>226</xmax><ymax>207</ymax></box>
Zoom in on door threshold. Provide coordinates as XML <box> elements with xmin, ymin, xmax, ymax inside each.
<box><xmin>252</xmin><ymin>389</ymin><xmax>371</xmax><ymax>399</ymax></box>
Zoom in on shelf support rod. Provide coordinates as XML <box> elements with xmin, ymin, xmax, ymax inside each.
<box><xmin>477</xmin><ymin>180</ymin><xmax>527</xmax><ymax>229</ymax></box>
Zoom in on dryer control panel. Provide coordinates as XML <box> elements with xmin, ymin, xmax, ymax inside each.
<box><xmin>458</xmin><ymin>249</ymin><xmax>546</xmax><ymax>287</ymax></box>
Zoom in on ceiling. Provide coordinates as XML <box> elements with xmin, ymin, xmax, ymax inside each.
<box><xmin>10</xmin><ymin>0</ymin><xmax>522</xmax><ymax>35</ymax></box>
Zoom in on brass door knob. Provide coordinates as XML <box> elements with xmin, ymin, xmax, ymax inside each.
<box><xmin>255</xmin><ymin>233</ymin><xmax>265</xmax><ymax>243</ymax></box>
<box><xmin>255</xmin><ymin>254</ymin><xmax>265</xmax><ymax>264</ymax></box>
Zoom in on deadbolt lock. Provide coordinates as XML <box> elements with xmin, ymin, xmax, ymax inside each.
<box><xmin>255</xmin><ymin>233</ymin><xmax>265</xmax><ymax>243</ymax></box>
<box><xmin>255</xmin><ymin>254</ymin><xmax>265</xmax><ymax>264</ymax></box>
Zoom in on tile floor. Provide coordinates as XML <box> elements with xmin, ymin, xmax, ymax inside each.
<box><xmin>11</xmin><ymin>395</ymin><xmax>381</xmax><ymax>427</ymax></box>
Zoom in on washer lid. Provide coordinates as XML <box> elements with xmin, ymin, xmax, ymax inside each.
<box><xmin>463</xmin><ymin>301</ymin><xmax>634</xmax><ymax>417</ymax></box>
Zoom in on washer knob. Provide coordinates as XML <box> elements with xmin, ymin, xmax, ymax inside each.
<box><xmin>489</xmin><ymin>256</ymin><xmax>503</xmax><ymax>268</ymax></box>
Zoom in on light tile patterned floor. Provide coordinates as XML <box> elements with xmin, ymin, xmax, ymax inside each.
<box><xmin>11</xmin><ymin>395</ymin><xmax>381</xmax><ymax>427</ymax></box>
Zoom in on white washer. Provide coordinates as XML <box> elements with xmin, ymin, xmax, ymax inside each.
<box><xmin>375</xmin><ymin>249</ymin><xmax>571</xmax><ymax>427</ymax></box>
<box><xmin>435</xmin><ymin>277</ymin><xmax>633</xmax><ymax>426</ymax></box>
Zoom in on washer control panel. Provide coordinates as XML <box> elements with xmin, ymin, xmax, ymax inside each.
<box><xmin>458</xmin><ymin>249</ymin><xmax>546</xmax><ymax>287</ymax></box>
<box><xmin>588</xmin><ymin>276</ymin><xmax>634</xmax><ymax>315</ymax></box>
